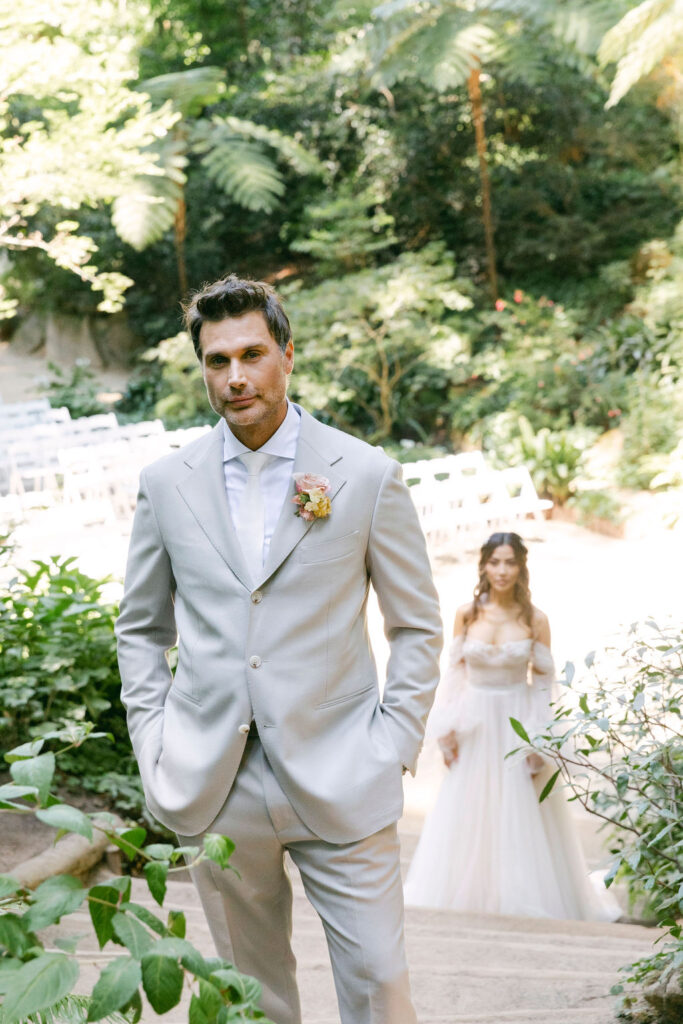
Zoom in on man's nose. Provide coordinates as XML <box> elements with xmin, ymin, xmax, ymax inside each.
<box><xmin>227</xmin><ymin>360</ymin><xmax>247</xmax><ymax>388</ymax></box>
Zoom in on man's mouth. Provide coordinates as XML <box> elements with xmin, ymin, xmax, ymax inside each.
<box><xmin>227</xmin><ymin>396</ymin><xmax>256</xmax><ymax>407</ymax></box>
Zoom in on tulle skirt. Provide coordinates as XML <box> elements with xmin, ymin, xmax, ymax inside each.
<box><xmin>404</xmin><ymin>682</ymin><xmax>616</xmax><ymax>920</ymax></box>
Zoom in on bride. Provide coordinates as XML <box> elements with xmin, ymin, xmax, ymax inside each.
<box><xmin>404</xmin><ymin>531</ymin><xmax>617</xmax><ymax>920</ymax></box>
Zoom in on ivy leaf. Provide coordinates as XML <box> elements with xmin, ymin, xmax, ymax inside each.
<box><xmin>144</xmin><ymin>861</ymin><xmax>169</xmax><ymax>906</ymax></box>
<box><xmin>24</xmin><ymin>875</ymin><xmax>85</xmax><ymax>931</ymax></box>
<box><xmin>121</xmin><ymin>901</ymin><xmax>169</xmax><ymax>937</ymax></box>
<box><xmin>508</xmin><ymin>718</ymin><xmax>530</xmax><ymax>744</ymax></box>
<box><xmin>10</xmin><ymin>753</ymin><xmax>55</xmax><ymax>806</ymax></box>
<box><xmin>87</xmin><ymin>955</ymin><xmax>142</xmax><ymax>1021</ymax></box>
<box><xmin>144</xmin><ymin>844</ymin><xmax>175</xmax><ymax>861</ymax></box>
<box><xmin>112</xmin><ymin>911</ymin><xmax>155</xmax><ymax>958</ymax></box>
<box><xmin>538</xmin><ymin>769</ymin><xmax>561</xmax><ymax>804</ymax></box>
<box><xmin>36</xmin><ymin>804</ymin><xmax>93</xmax><ymax>840</ymax></box>
<box><xmin>141</xmin><ymin>953</ymin><xmax>184</xmax><ymax>1014</ymax></box>
<box><xmin>4</xmin><ymin>739</ymin><xmax>45</xmax><ymax>763</ymax></box>
<box><xmin>2</xmin><ymin>953</ymin><xmax>79</xmax><ymax>1024</ymax></box>
<box><xmin>203</xmin><ymin>834</ymin><xmax>236</xmax><ymax>870</ymax></box>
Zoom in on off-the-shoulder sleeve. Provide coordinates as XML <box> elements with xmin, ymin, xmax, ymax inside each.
<box><xmin>426</xmin><ymin>636</ymin><xmax>473</xmax><ymax>741</ymax></box>
<box><xmin>527</xmin><ymin>641</ymin><xmax>558</xmax><ymax>738</ymax></box>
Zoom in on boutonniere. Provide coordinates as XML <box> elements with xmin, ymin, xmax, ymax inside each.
<box><xmin>292</xmin><ymin>472</ymin><xmax>331</xmax><ymax>521</ymax></box>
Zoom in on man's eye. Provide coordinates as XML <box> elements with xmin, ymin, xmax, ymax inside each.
<box><xmin>244</xmin><ymin>351</ymin><xmax>260</xmax><ymax>359</ymax></box>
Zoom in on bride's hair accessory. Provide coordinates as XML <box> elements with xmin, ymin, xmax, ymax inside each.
<box><xmin>292</xmin><ymin>472</ymin><xmax>331</xmax><ymax>521</ymax></box>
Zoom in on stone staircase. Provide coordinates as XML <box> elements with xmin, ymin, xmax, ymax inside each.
<box><xmin>61</xmin><ymin>822</ymin><xmax>658</xmax><ymax>1024</ymax></box>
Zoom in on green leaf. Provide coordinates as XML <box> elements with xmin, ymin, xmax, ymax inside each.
<box><xmin>203</xmin><ymin>834</ymin><xmax>236</xmax><ymax>870</ymax></box>
<box><xmin>88</xmin><ymin>884</ymin><xmax>121</xmax><ymax>948</ymax></box>
<box><xmin>10</xmin><ymin>753</ymin><xmax>55</xmax><ymax>805</ymax></box>
<box><xmin>508</xmin><ymin>718</ymin><xmax>530</xmax><ymax>744</ymax></box>
<box><xmin>4</xmin><ymin>739</ymin><xmax>45</xmax><ymax>763</ymax></box>
<box><xmin>144</xmin><ymin>861</ymin><xmax>169</xmax><ymax>906</ymax></box>
<box><xmin>24</xmin><ymin>875</ymin><xmax>85</xmax><ymax>931</ymax></box>
<box><xmin>538</xmin><ymin>769</ymin><xmax>561</xmax><ymax>804</ymax></box>
<box><xmin>87</xmin><ymin>955</ymin><xmax>142</xmax><ymax>1021</ymax></box>
<box><xmin>36</xmin><ymin>804</ymin><xmax>93</xmax><ymax>840</ymax></box>
<box><xmin>189</xmin><ymin>993</ymin><xmax>210</xmax><ymax>1024</ymax></box>
<box><xmin>0</xmin><ymin>914</ymin><xmax>32</xmax><ymax>956</ymax></box>
<box><xmin>121</xmin><ymin>902</ymin><xmax>169</xmax><ymax>937</ymax></box>
<box><xmin>0</xmin><ymin>875</ymin><xmax>22</xmax><ymax>900</ymax></box>
<box><xmin>0</xmin><ymin>960</ymin><xmax>22</xmax><ymax>995</ymax></box>
<box><xmin>0</xmin><ymin>783</ymin><xmax>40</xmax><ymax>802</ymax></box>
<box><xmin>120</xmin><ymin>987</ymin><xmax>143</xmax><ymax>1024</ymax></box>
<box><xmin>141</xmin><ymin>953</ymin><xmax>184</xmax><ymax>1014</ymax></box>
<box><xmin>167</xmin><ymin>910</ymin><xmax>186</xmax><ymax>938</ymax></box>
<box><xmin>144</xmin><ymin>843</ymin><xmax>175</xmax><ymax>861</ymax></box>
<box><xmin>2</xmin><ymin>953</ymin><xmax>79</xmax><ymax>1024</ymax></box>
<box><xmin>112</xmin><ymin>912</ymin><xmax>155</xmax><ymax>958</ymax></box>
<box><xmin>198</xmin><ymin>978</ymin><xmax>223</xmax><ymax>1017</ymax></box>
<box><xmin>110</xmin><ymin>827</ymin><xmax>147</xmax><ymax>860</ymax></box>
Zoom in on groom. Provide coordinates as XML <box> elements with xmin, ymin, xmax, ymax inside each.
<box><xmin>116</xmin><ymin>275</ymin><xmax>442</xmax><ymax>1024</ymax></box>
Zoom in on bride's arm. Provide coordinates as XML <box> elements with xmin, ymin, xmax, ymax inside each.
<box><xmin>527</xmin><ymin>609</ymin><xmax>556</xmax><ymax>775</ymax></box>
<box><xmin>428</xmin><ymin>606</ymin><xmax>469</xmax><ymax>766</ymax></box>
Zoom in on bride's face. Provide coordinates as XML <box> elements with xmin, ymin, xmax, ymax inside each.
<box><xmin>484</xmin><ymin>544</ymin><xmax>520</xmax><ymax>594</ymax></box>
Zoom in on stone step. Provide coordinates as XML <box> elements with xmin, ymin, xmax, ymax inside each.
<box><xmin>52</xmin><ymin>863</ymin><xmax>657</xmax><ymax>1024</ymax></box>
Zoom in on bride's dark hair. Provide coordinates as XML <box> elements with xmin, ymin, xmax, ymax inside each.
<box><xmin>465</xmin><ymin>532</ymin><xmax>534</xmax><ymax>631</ymax></box>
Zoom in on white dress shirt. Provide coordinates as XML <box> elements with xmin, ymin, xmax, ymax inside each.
<box><xmin>222</xmin><ymin>401</ymin><xmax>301</xmax><ymax>568</ymax></box>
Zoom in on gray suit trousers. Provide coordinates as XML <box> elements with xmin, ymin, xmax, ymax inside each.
<box><xmin>177</xmin><ymin>735</ymin><xmax>417</xmax><ymax>1024</ymax></box>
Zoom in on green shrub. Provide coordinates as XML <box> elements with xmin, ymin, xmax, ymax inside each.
<box><xmin>41</xmin><ymin>360</ymin><xmax>107</xmax><ymax>419</ymax></box>
<box><xmin>567</xmin><ymin>489</ymin><xmax>624</xmax><ymax>526</ymax></box>
<box><xmin>519</xmin><ymin>622</ymin><xmax>683</xmax><ymax>1016</ymax></box>
<box><xmin>140</xmin><ymin>333</ymin><xmax>214</xmax><ymax>429</ymax></box>
<box><xmin>0</xmin><ymin>557</ymin><xmax>146</xmax><ymax>820</ymax></box>
<box><xmin>618</xmin><ymin>376</ymin><xmax>683</xmax><ymax>489</ymax></box>
<box><xmin>479</xmin><ymin>413</ymin><xmax>594</xmax><ymax>504</ymax></box>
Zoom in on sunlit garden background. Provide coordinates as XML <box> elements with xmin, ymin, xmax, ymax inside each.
<box><xmin>1</xmin><ymin>1</ymin><xmax>682</xmax><ymax>1022</ymax></box>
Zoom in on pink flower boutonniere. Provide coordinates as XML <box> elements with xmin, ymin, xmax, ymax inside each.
<box><xmin>292</xmin><ymin>472</ymin><xmax>331</xmax><ymax>521</ymax></box>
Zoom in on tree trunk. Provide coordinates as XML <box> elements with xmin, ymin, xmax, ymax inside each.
<box><xmin>175</xmin><ymin>195</ymin><xmax>188</xmax><ymax>300</ymax></box>
<box><xmin>467</xmin><ymin>64</ymin><xmax>498</xmax><ymax>303</ymax></box>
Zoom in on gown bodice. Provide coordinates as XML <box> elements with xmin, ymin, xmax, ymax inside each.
<box><xmin>463</xmin><ymin>637</ymin><xmax>533</xmax><ymax>690</ymax></box>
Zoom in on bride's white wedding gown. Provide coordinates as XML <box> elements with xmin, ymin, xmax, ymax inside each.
<box><xmin>404</xmin><ymin>636</ymin><xmax>617</xmax><ymax>920</ymax></box>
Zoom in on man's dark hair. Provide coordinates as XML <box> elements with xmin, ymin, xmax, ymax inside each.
<box><xmin>182</xmin><ymin>274</ymin><xmax>292</xmax><ymax>358</ymax></box>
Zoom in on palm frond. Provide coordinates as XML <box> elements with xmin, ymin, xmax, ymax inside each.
<box><xmin>138</xmin><ymin>66</ymin><xmax>227</xmax><ymax>117</ymax></box>
<box><xmin>598</xmin><ymin>0</ymin><xmax>672</xmax><ymax>64</ymax></box>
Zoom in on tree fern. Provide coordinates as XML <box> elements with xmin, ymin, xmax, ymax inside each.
<box><xmin>598</xmin><ymin>0</ymin><xmax>683</xmax><ymax>107</ymax></box>
<box><xmin>18</xmin><ymin>993</ymin><xmax>128</xmax><ymax>1024</ymax></box>
<box><xmin>138</xmin><ymin>66</ymin><xmax>227</xmax><ymax>118</ymax></box>
<box><xmin>112</xmin><ymin>141</ymin><xmax>186</xmax><ymax>250</ymax></box>
<box><xmin>192</xmin><ymin>125</ymin><xmax>286</xmax><ymax>212</ymax></box>
<box><xmin>220</xmin><ymin>116</ymin><xmax>323</xmax><ymax>176</ymax></box>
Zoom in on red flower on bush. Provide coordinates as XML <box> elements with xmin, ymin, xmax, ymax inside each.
<box><xmin>513</xmin><ymin>289</ymin><xmax>523</xmax><ymax>303</ymax></box>
<box><xmin>607</xmin><ymin>408</ymin><xmax>622</xmax><ymax>418</ymax></box>
<box><xmin>495</xmin><ymin>298</ymin><xmax>506</xmax><ymax>311</ymax></box>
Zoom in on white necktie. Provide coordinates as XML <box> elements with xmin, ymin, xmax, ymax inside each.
<box><xmin>236</xmin><ymin>451</ymin><xmax>271</xmax><ymax>581</ymax></box>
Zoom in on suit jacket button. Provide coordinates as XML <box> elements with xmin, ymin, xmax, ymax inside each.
<box><xmin>238</xmin><ymin>723</ymin><xmax>250</xmax><ymax>734</ymax></box>
<box><xmin>249</xmin><ymin>655</ymin><xmax>262</xmax><ymax>668</ymax></box>
<box><xmin>251</xmin><ymin>591</ymin><xmax>263</xmax><ymax>604</ymax></box>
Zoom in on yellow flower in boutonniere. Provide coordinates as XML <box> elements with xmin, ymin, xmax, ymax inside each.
<box><xmin>292</xmin><ymin>473</ymin><xmax>331</xmax><ymax>521</ymax></box>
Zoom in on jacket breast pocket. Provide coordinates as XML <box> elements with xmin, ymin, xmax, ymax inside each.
<box><xmin>297</xmin><ymin>530</ymin><xmax>359</xmax><ymax>564</ymax></box>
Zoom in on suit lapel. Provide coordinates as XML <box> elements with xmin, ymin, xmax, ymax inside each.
<box><xmin>176</xmin><ymin>424</ymin><xmax>252</xmax><ymax>591</ymax></box>
<box><xmin>259</xmin><ymin>409</ymin><xmax>346</xmax><ymax>585</ymax></box>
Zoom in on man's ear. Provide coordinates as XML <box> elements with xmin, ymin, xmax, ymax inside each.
<box><xmin>284</xmin><ymin>338</ymin><xmax>294</xmax><ymax>374</ymax></box>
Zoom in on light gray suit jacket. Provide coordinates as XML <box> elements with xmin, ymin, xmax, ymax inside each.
<box><xmin>116</xmin><ymin>408</ymin><xmax>442</xmax><ymax>840</ymax></box>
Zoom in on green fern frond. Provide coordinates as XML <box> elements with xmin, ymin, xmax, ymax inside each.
<box><xmin>220</xmin><ymin>116</ymin><xmax>323</xmax><ymax>176</ymax></box>
<box><xmin>196</xmin><ymin>133</ymin><xmax>285</xmax><ymax>212</ymax></box>
<box><xmin>112</xmin><ymin>174</ymin><xmax>183</xmax><ymax>249</ymax></box>
<box><xmin>598</xmin><ymin>0</ymin><xmax>683</xmax><ymax>107</ymax></box>
<box><xmin>598</xmin><ymin>0</ymin><xmax>672</xmax><ymax>64</ymax></box>
<box><xmin>22</xmin><ymin>993</ymin><xmax>128</xmax><ymax>1024</ymax></box>
<box><xmin>138</xmin><ymin>66</ymin><xmax>227</xmax><ymax>117</ymax></box>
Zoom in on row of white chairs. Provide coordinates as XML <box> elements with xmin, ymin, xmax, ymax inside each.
<box><xmin>403</xmin><ymin>452</ymin><xmax>552</xmax><ymax>541</ymax></box>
